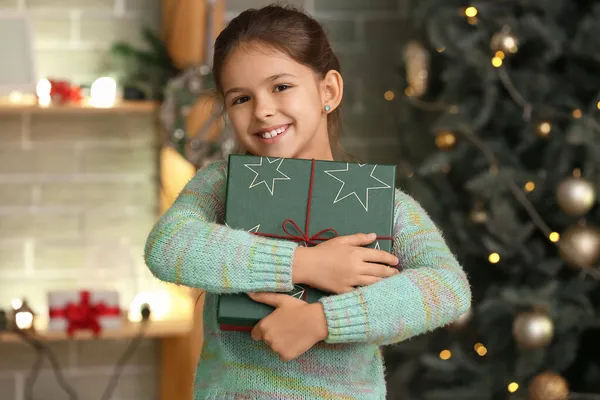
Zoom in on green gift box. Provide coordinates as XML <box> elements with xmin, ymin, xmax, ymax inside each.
<box><xmin>217</xmin><ymin>155</ymin><xmax>396</xmax><ymax>332</ymax></box>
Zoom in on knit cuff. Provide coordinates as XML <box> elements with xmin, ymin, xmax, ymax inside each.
<box><xmin>319</xmin><ymin>290</ymin><xmax>370</xmax><ymax>343</ymax></box>
<box><xmin>248</xmin><ymin>238</ymin><xmax>298</xmax><ymax>292</ymax></box>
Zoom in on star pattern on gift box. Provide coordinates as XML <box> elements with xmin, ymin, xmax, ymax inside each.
<box><xmin>245</xmin><ymin>157</ymin><xmax>290</xmax><ymax>195</ymax></box>
<box><xmin>223</xmin><ymin>222</ymin><xmax>260</xmax><ymax>233</ymax></box>
<box><xmin>324</xmin><ymin>163</ymin><xmax>392</xmax><ymax>211</ymax></box>
<box><xmin>290</xmin><ymin>285</ymin><xmax>305</xmax><ymax>300</ymax></box>
<box><xmin>374</xmin><ymin>241</ymin><xmax>380</xmax><ymax>250</ymax></box>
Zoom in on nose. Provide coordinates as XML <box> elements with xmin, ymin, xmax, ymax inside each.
<box><xmin>253</xmin><ymin>95</ymin><xmax>276</xmax><ymax>120</ymax></box>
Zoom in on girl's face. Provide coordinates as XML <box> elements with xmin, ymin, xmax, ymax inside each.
<box><xmin>220</xmin><ymin>43</ymin><xmax>341</xmax><ymax>160</ymax></box>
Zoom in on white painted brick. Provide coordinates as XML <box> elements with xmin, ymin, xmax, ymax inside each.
<box><xmin>0</xmin><ymin>183</ymin><xmax>33</xmax><ymax>206</ymax></box>
<box><xmin>25</xmin><ymin>0</ymin><xmax>115</xmax><ymax>9</ymax></box>
<box><xmin>30</xmin><ymin>16</ymin><xmax>71</xmax><ymax>43</ymax></box>
<box><xmin>0</xmin><ymin>240</ymin><xmax>25</xmax><ymax>274</ymax></box>
<box><xmin>35</xmin><ymin>49</ymin><xmax>110</xmax><ymax>83</ymax></box>
<box><xmin>0</xmin><ymin>0</ymin><xmax>17</xmax><ymax>7</ymax></box>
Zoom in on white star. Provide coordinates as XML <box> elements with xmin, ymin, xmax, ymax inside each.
<box><xmin>290</xmin><ymin>285</ymin><xmax>305</xmax><ymax>300</ymax></box>
<box><xmin>323</xmin><ymin>163</ymin><xmax>392</xmax><ymax>211</ymax></box>
<box><xmin>248</xmin><ymin>224</ymin><xmax>260</xmax><ymax>233</ymax></box>
<box><xmin>374</xmin><ymin>241</ymin><xmax>380</xmax><ymax>250</ymax></box>
<box><xmin>244</xmin><ymin>157</ymin><xmax>291</xmax><ymax>195</ymax></box>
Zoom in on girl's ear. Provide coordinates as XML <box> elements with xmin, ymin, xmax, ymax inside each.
<box><xmin>320</xmin><ymin>69</ymin><xmax>343</xmax><ymax>113</ymax></box>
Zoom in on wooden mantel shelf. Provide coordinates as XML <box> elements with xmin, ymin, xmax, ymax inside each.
<box><xmin>0</xmin><ymin>97</ymin><xmax>159</xmax><ymax>114</ymax></box>
<box><xmin>0</xmin><ymin>317</ymin><xmax>193</xmax><ymax>343</ymax></box>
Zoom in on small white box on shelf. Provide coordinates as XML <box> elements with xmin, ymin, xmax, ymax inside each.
<box><xmin>47</xmin><ymin>290</ymin><xmax>123</xmax><ymax>335</ymax></box>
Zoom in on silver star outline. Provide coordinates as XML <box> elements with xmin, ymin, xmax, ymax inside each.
<box><xmin>244</xmin><ymin>157</ymin><xmax>290</xmax><ymax>196</ymax></box>
<box><xmin>323</xmin><ymin>163</ymin><xmax>392</xmax><ymax>211</ymax></box>
<box><xmin>290</xmin><ymin>285</ymin><xmax>305</xmax><ymax>299</ymax></box>
<box><xmin>223</xmin><ymin>222</ymin><xmax>260</xmax><ymax>233</ymax></box>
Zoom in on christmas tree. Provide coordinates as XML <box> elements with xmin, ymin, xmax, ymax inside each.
<box><xmin>389</xmin><ymin>1</ymin><xmax>600</xmax><ymax>399</ymax></box>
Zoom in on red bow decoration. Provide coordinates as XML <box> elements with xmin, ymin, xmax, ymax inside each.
<box><xmin>49</xmin><ymin>291</ymin><xmax>120</xmax><ymax>336</ymax></box>
<box><xmin>47</xmin><ymin>79</ymin><xmax>82</xmax><ymax>104</ymax></box>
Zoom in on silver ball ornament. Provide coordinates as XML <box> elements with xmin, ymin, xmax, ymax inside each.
<box><xmin>556</xmin><ymin>177</ymin><xmax>596</xmax><ymax>216</ymax></box>
<box><xmin>559</xmin><ymin>225</ymin><xmax>600</xmax><ymax>268</ymax></box>
<box><xmin>512</xmin><ymin>311</ymin><xmax>554</xmax><ymax>350</ymax></box>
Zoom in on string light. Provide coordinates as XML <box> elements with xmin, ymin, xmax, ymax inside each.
<box><xmin>491</xmin><ymin>56</ymin><xmax>503</xmax><ymax>67</ymax></box>
<box><xmin>572</xmin><ymin>109</ymin><xmax>582</xmax><ymax>119</ymax></box>
<box><xmin>524</xmin><ymin>181</ymin><xmax>535</xmax><ymax>192</ymax></box>
<box><xmin>495</xmin><ymin>51</ymin><xmax>505</xmax><ymax>60</ymax></box>
<box><xmin>436</xmin><ymin>47</ymin><xmax>446</xmax><ymax>53</ymax></box>
<box><xmin>11</xmin><ymin>298</ymin><xmax>23</xmax><ymax>310</ymax></box>
<box><xmin>404</xmin><ymin>87</ymin><xmax>414</xmax><ymax>96</ymax></box>
<box><xmin>537</xmin><ymin>121</ymin><xmax>552</xmax><ymax>136</ymax></box>
<box><xmin>597</xmin><ymin>101</ymin><xmax>600</xmax><ymax>110</ymax></box>
<box><xmin>508</xmin><ymin>382</ymin><xmax>519</xmax><ymax>393</ymax></box>
<box><xmin>465</xmin><ymin>6</ymin><xmax>478</xmax><ymax>17</ymax></box>
<box><xmin>439</xmin><ymin>349</ymin><xmax>452</xmax><ymax>360</ymax></box>
<box><xmin>384</xmin><ymin>90</ymin><xmax>395</xmax><ymax>101</ymax></box>
<box><xmin>549</xmin><ymin>232</ymin><xmax>560</xmax><ymax>242</ymax></box>
<box><xmin>474</xmin><ymin>343</ymin><xmax>487</xmax><ymax>356</ymax></box>
<box><xmin>488</xmin><ymin>253</ymin><xmax>500</xmax><ymax>263</ymax></box>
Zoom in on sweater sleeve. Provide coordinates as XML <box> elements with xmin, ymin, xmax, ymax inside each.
<box><xmin>318</xmin><ymin>189</ymin><xmax>471</xmax><ymax>345</ymax></box>
<box><xmin>143</xmin><ymin>160</ymin><xmax>298</xmax><ymax>293</ymax></box>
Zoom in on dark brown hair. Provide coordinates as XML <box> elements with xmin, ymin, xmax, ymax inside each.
<box><xmin>212</xmin><ymin>3</ymin><xmax>350</xmax><ymax>160</ymax></box>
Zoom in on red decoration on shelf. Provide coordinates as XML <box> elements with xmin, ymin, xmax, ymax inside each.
<box><xmin>49</xmin><ymin>291</ymin><xmax>121</xmax><ymax>336</ymax></box>
<box><xmin>47</xmin><ymin>79</ymin><xmax>83</xmax><ymax>104</ymax></box>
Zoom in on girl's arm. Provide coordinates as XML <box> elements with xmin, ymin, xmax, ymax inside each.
<box><xmin>144</xmin><ymin>160</ymin><xmax>298</xmax><ymax>293</ymax></box>
<box><xmin>318</xmin><ymin>189</ymin><xmax>472</xmax><ymax>345</ymax></box>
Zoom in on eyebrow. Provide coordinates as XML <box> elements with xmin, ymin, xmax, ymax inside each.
<box><xmin>224</xmin><ymin>73</ymin><xmax>296</xmax><ymax>97</ymax></box>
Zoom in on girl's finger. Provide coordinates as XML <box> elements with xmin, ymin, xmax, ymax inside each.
<box><xmin>360</xmin><ymin>263</ymin><xmax>399</xmax><ymax>278</ymax></box>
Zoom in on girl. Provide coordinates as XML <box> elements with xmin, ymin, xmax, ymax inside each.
<box><xmin>145</xmin><ymin>4</ymin><xmax>471</xmax><ymax>400</ymax></box>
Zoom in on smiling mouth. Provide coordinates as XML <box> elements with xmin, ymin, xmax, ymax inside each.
<box><xmin>255</xmin><ymin>124</ymin><xmax>290</xmax><ymax>140</ymax></box>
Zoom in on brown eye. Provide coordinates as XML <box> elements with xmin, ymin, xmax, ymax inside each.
<box><xmin>232</xmin><ymin>95</ymin><xmax>250</xmax><ymax>105</ymax></box>
<box><xmin>274</xmin><ymin>84</ymin><xmax>291</xmax><ymax>92</ymax></box>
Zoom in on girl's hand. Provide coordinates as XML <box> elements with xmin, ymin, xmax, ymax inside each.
<box><xmin>292</xmin><ymin>233</ymin><xmax>400</xmax><ymax>294</ymax></box>
<box><xmin>248</xmin><ymin>292</ymin><xmax>328</xmax><ymax>362</ymax></box>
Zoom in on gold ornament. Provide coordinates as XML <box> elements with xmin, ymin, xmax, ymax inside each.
<box><xmin>446</xmin><ymin>308</ymin><xmax>472</xmax><ymax>330</ymax></box>
<box><xmin>490</xmin><ymin>26</ymin><xmax>519</xmax><ymax>54</ymax></box>
<box><xmin>528</xmin><ymin>371</ymin><xmax>569</xmax><ymax>400</ymax></box>
<box><xmin>559</xmin><ymin>225</ymin><xmax>600</xmax><ymax>268</ymax></box>
<box><xmin>556</xmin><ymin>177</ymin><xmax>596</xmax><ymax>216</ymax></box>
<box><xmin>403</xmin><ymin>41</ymin><xmax>430</xmax><ymax>97</ymax></box>
<box><xmin>512</xmin><ymin>311</ymin><xmax>554</xmax><ymax>350</ymax></box>
<box><xmin>435</xmin><ymin>131</ymin><xmax>456</xmax><ymax>150</ymax></box>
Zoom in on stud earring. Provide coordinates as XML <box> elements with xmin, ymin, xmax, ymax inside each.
<box><xmin>324</xmin><ymin>105</ymin><xmax>331</xmax><ymax>112</ymax></box>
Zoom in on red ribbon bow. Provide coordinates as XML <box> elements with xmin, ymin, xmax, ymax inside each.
<box><xmin>49</xmin><ymin>291</ymin><xmax>120</xmax><ymax>336</ymax></box>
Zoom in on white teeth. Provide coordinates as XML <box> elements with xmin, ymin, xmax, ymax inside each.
<box><xmin>259</xmin><ymin>125</ymin><xmax>287</xmax><ymax>139</ymax></box>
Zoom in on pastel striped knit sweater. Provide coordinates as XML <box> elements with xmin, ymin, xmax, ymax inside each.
<box><xmin>144</xmin><ymin>160</ymin><xmax>471</xmax><ymax>400</ymax></box>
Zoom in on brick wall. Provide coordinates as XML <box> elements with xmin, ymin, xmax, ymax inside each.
<box><xmin>0</xmin><ymin>0</ymin><xmax>411</xmax><ymax>399</ymax></box>
<box><xmin>0</xmin><ymin>112</ymin><xmax>162</xmax><ymax>400</ymax></box>
<box><xmin>0</xmin><ymin>0</ymin><xmax>161</xmax><ymax>85</ymax></box>
<box><xmin>0</xmin><ymin>1</ymin><xmax>162</xmax><ymax>399</ymax></box>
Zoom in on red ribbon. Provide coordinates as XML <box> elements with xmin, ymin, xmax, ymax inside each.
<box><xmin>49</xmin><ymin>291</ymin><xmax>121</xmax><ymax>336</ymax></box>
<box><xmin>251</xmin><ymin>159</ymin><xmax>394</xmax><ymax>247</ymax></box>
